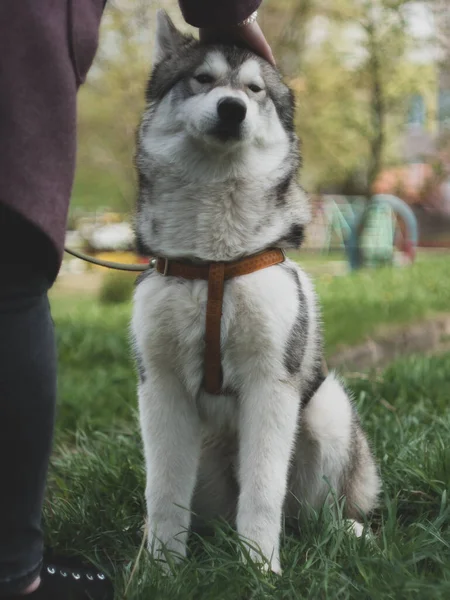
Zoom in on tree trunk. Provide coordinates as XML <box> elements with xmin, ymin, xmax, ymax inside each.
<box><xmin>354</xmin><ymin>16</ymin><xmax>386</xmax><ymax>269</ymax></box>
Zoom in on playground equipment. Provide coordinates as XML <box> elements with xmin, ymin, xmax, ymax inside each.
<box><xmin>321</xmin><ymin>194</ymin><xmax>419</xmax><ymax>270</ymax></box>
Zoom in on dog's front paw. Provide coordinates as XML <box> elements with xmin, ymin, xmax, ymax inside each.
<box><xmin>147</xmin><ymin>533</ymin><xmax>166</xmax><ymax>561</ymax></box>
<box><xmin>240</xmin><ymin>544</ymin><xmax>282</xmax><ymax>576</ymax></box>
<box><xmin>147</xmin><ymin>523</ymin><xmax>187</xmax><ymax>570</ymax></box>
<box><xmin>345</xmin><ymin>519</ymin><xmax>364</xmax><ymax>538</ymax></box>
<box><xmin>344</xmin><ymin>519</ymin><xmax>375</xmax><ymax>542</ymax></box>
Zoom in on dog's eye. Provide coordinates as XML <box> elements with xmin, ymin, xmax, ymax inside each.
<box><xmin>194</xmin><ymin>74</ymin><xmax>215</xmax><ymax>84</ymax></box>
<box><xmin>248</xmin><ymin>84</ymin><xmax>263</xmax><ymax>93</ymax></box>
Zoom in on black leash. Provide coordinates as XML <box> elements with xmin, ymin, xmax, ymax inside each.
<box><xmin>64</xmin><ymin>247</ymin><xmax>149</xmax><ymax>272</ymax></box>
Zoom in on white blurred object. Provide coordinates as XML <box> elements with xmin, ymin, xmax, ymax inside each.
<box><xmin>65</xmin><ymin>230</ymin><xmax>83</xmax><ymax>249</ymax></box>
<box><xmin>89</xmin><ymin>222</ymin><xmax>134</xmax><ymax>251</ymax></box>
<box><xmin>393</xmin><ymin>250</ymin><xmax>412</xmax><ymax>267</ymax></box>
<box><xmin>69</xmin><ymin>259</ymin><xmax>86</xmax><ymax>274</ymax></box>
<box><xmin>60</xmin><ymin>258</ymin><xmax>86</xmax><ymax>275</ymax></box>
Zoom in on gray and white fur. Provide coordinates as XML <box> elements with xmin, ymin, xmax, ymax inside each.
<box><xmin>132</xmin><ymin>11</ymin><xmax>380</xmax><ymax>574</ymax></box>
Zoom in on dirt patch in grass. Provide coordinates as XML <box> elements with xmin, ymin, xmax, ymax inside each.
<box><xmin>329</xmin><ymin>313</ymin><xmax>450</xmax><ymax>372</ymax></box>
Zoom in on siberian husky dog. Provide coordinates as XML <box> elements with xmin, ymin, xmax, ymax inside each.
<box><xmin>132</xmin><ymin>11</ymin><xmax>380</xmax><ymax>574</ymax></box>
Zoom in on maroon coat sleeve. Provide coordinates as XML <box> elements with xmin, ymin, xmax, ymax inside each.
<box><xmin>179</xmin><ymin>0</ymin><xmax>262</xmax><ymax>28</ymax></box>
<box><xmin>0</xmin><ymin>0</ymin><xmax>105</xmax><ymax>279</ymax></box>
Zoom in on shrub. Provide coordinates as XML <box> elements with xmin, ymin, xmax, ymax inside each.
<box><xmin>98</xmin><ymin>271</ymin><xmax>135</xmax><ymax>305</ymax></box>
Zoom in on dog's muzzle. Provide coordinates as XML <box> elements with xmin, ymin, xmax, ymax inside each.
<box><xmin>213</xmin><ymin>97</ymin><xmax>247</xmax><ymax>141</ymax></box>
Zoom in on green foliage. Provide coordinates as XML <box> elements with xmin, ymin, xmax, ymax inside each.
<box><xmin>72</xmin><ymin>0</ymin><xmax>437</xmax><ymax>214</ymax></box>
<box><xmin>290</xmin><ymin>0</ymin><xmax>436</xmax><ymax>192</ymax></box>
<box><xmin>98</xmin><ymin>271</ymin><xmax>136</xmax><ymax>306</ymax></box>
<box><xmin>71</xmin><ymin>166</ymin><xmax>133</xmax><ymax>213</ymax></box>
<box><xmin>73</xmin><ymin>0</ymin><xmax>186</xmax><ymax>216</ymax></box>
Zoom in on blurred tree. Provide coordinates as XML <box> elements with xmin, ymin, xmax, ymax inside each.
<box><xmin>431</xmin><ymin>0</ymin><xmax>450</xmax><ymax>62</ymax></box>
<box><xmin>73</xmin><ymin>0</ymin><xmax>182</xmax><ymax>215</ymax></box>
<box><xmin>290</xmin><ymin>0</ymin><xmax>433</xmax><ymax>267</ymax></box>
<box><xmin>345</xmin><ymin>0</ymin><xmax>431</xmax><ymax>267</ymax></box>
<box><xmin>260</xmin><ymin>0</ymin><xmax>318</xmax><ymax>74</ymax></box>
<box><xmin>72</xmin><ymin>0</ymin><xmax>435</xmax><ymax>236</ymax></box>
<box><xmin>297</xmin><ymin>0</ymin><xmax>433</xmax><ymax>194</ymax></box>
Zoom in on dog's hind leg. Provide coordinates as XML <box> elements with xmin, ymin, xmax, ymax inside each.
<box><xmin>139</xmin><ymin>371</ymin><xmax>202</xmax><ymax>563</ymax></box>
<box><xmin>191</xmin><ymin>434</ymin><xmax>239</xmax><ymax>535</ymax></box>
<box><xmin>286</xmin><ymin>374</ymin><xmax>380</xmax><ymax>527</ymax></box>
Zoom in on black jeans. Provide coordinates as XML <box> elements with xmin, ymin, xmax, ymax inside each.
<box><xmin>0</xmin><ymin>207</ymin><xmax>57</xmax><ymax>596</ymax></box>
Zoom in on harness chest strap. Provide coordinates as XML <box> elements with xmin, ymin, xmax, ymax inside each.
<box><xmin>155</xmin><ymin>248</ymin><xmax>286</xmax><ymax>394</ymax></box>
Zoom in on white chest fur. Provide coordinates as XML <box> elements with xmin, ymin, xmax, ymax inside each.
<box><xmin>132</xmin><ymin>262</ymin><xmax>303</xmax><ymax>430</ymax></box>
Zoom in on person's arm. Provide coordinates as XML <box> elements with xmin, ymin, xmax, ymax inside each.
<box><xmin>178</xmin><ymin>0</ymin><xmax>261</xmax><ymax>28</ymax></box>
<box><xmin>178</xmin><ymin>0</ymin><xmax>275</xmax><ymax>65</ymax></box>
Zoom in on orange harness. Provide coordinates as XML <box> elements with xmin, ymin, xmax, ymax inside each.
<box><xmin>155</xmin><ymin>248</ymin><xmax>286</xmax><ymax>394</ymax></box>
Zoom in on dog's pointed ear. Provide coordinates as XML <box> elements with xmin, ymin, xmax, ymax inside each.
<box><xmin>154</xmin><ymin>10</ymin><xmax>187</xmax><ymax>64</ymax></box>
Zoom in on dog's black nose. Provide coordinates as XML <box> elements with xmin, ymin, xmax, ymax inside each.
<box><xmin>217</xmin><ymin>97</ymin><xmax>247</xmax><ymax>124</ymax></box>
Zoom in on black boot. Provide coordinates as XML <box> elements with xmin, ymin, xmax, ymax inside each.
<box><xmin>3</xmin><ymin>557</ymin><xmax>113</xmax><ymax>600</ymax></box>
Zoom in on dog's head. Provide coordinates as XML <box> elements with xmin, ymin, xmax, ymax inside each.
<box><xmin>142</xmin><ymin>11</ymin><xmax>295</xmax><ymax>152</ymax></box>
<box><xmin>135</xmin><ymin>12</ymin><xmax>308</xmax><ymax>261</ymax></box>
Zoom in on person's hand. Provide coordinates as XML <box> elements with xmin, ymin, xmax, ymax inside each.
<box><xmin>199</xmin><ymin>20</ymin><xmax>275</xmax><ymax>66</ymax></box>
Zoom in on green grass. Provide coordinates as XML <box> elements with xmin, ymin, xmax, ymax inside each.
<box><xmin>316</xmin><ymin>254</ymin><xmax>450</xmax><ymax>353</ymax></box>
<box><xmin>45</xmin><ymin>256</ymin><xmax>450</xmax><ymax>598</ymax></box>
<box><xmin>46</xmin><ymin>343</ymin><xmax>450</xmax><ymax>599</ymax></box>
